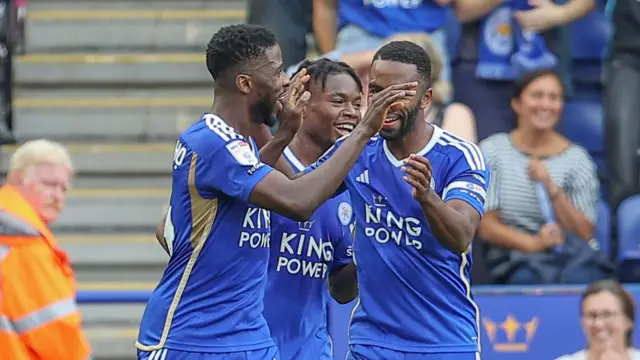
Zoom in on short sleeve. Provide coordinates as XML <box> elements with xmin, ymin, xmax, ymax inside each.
<box><xmin>442</xmin><ymin>145</ymin><xmax>491</xmax><ymax>217</ymax></box>
<box><xmin>479</xmin><ymin>137</ymin><xmax>501</xmax><ymax>212</ymax></box>
<box><xmin>331</xmin><ymin>196</ymin><xmax>355</xmax><ymax>271</ymax></box>
<box><xmin>191</xmin><ymin>115</ymin><xmax>274</xmax><ymax>202</ymax></box>
<box><xmin>566</xmin><ymin>147</ymin><xmax>600</xmax><ymax>223</ymax></box>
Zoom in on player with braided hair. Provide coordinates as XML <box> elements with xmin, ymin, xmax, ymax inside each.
<box><xmin>263</xmin><ymin>58</ymin><xmax>362</xmax><ymax>360</ymax></box>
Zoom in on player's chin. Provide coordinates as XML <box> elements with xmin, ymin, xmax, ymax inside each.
<box><xmin>379</xmin><ymin>123</ymin><xmax>402</xmax><ymax>139</ymax></box>
<box><xmin>333</xmin><ymin>126</ymin><xmax>352</xmax><ymax>139</ymax></box>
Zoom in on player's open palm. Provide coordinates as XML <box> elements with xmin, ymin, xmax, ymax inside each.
<box><xmin>278</xmin><ymin>68</ymin><xmax>311</xmax><ymax>132</ymax></box>
<box><xmin>402</xmin><ymin>154</ymin><xmax>433</xmax><ymax>203</ymax></box>
<box><xmin>360</xmin><ymin>82</ymin><xmax>417</xmax><ymax>135</ymax></box>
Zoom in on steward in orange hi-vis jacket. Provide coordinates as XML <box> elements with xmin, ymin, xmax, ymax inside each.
<box><xmin>0</xmin><ymin>139</ymin><xmax>91</xmax><ymax>359</ymax></box>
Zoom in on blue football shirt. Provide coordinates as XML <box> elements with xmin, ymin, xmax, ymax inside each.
<box><xmin>136</xmin><ymin>113</ymin><xmax>276</xmax><ymax>353</ymax></box>
<box><xmin>306</xmin><ymin>125</ymin><xmax>490</xmax><ymax>353</ymax></box>
<box><xmin>263</xmin><ymin>147</ymin><xmax>354</xmax><ymax>360</ymax></box>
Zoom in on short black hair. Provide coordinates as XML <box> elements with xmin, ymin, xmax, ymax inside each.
<box><xmin>294</xmin><ymin>58</ymin><xmax>363</xmax><ymax>93</ymax></box>
<box><xmin>372</xmin><ymin>40</ymin><xmax>432</xmax><ymax>86</ymax></box>
<box><xmin>205</xmin><ymin>24</ymin><xmax>278</xmax><ymax>84</ymax></box>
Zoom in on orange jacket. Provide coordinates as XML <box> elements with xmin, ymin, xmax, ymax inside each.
<box><xmin>0</xmin><ymin>185</ymin><xmax>92</xmax><ymax>360</ymax></box>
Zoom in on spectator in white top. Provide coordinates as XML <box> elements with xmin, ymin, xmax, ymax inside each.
<box><xmin>478</xmin><ymin>69</ymin><xmax>612</xmax><ymax>284</ymax></box>
<box><xmin>555</xmin><ymin>279</ymin><xmax>640</xmax><ymax>360</ymax></box>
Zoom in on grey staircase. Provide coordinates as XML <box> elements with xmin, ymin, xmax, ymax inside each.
<box><xmin>4</xmin><ymin>0</ymin><xmax>247</xmax><ymax>358</ymax></box>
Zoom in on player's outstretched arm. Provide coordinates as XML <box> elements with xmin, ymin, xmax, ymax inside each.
<box><xmin>403</xmin><ymin>154</ymin><xmax>485</xmax><ymax>254</ymax></box>
<box><xmin>249</xmin><ymin>82</ymin><xmax>418</xmax><ymax>221</ymax></box>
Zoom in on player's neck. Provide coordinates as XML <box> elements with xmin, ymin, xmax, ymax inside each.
<box><xmin>288</xmin><ymin>131</ymin><xmax>328</xmax><ymax>167</ymax></box>
<box><xmin>386</xmin><ymin>119</ymin><xmax>433</xmax><ymax>160</ymax></box>
<box><xmin>210</xmin><ymin>95</ymin><xmax>255</xmax><ymax>137</ymax></box>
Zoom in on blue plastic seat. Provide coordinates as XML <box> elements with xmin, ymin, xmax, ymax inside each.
<box><xmin>595</xmin><ymin>199</ymin><xmax>611</xmax><ymax>257</ymax></box>
<box><xmin>562</xmin><ymin>100</ymin><xmax>608</xmax><ymax>189</ymax></box>
<box><xmin>569</xmin><ymin>11</ymin><xmax>611</xmax><ymax>83</ymax></box>
<box><xmin>562</xmin><ymin>100</ymin><xmax>604</xmax><ymax>155</ymax></box>
<box><xmin>617</xmin><ymin>195</ymin><xmax>640</xmax><ymax>282</ymax></box>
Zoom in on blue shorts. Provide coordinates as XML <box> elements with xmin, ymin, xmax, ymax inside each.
<box><xmin>137</xmin><ymin>347</ymin><xmax>279</xmax><ymax>360</ymax></box>
<box><xmin>346</xmin><ymin>345</ymin><xmax>480</xmax><ymax>360</ymax></box>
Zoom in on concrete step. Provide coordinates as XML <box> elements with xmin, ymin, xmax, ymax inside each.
<box><xmin>78</xmin><ymin>284</ymin><xmax>152</xmax><ymax>358</ymax></box>
<box><xmin>13</xmin><ymin>88</ymin><xmax>212</xmax><ymax>141</ymax></box>
<box><xmin>27</xmin><ymin>7</ymin><xmax>244</xmax><ymax>53</ymax></box>
<box><xmin>15</xmin><ymin>53</ymin><xmax>210</xmax><ymax>85</ymax></box>
<box><xmin>51</xmin><ymin>188</ymin><xmax>170</xmax><ymax>232</ymax></box>
<box><xmin>71</xmin><ymin>176</ymin><xmax>171</xmax><ymax>189</ymax></box>
<box><xmin>62</xmin><ymin>234</ymin><xmax>168</xmax><ymax>282</ymax></box>
<box><xmin>1</xmin><ymin>143</ymin><xmax>174</xmax><ymax>175</ymax></box>
<box><xmin>85</xmin><ymin>326</ymin><xmax>139</xmax><ymax>360</ymax></box>
<box><xmin>62</xmin><ymin>234</ymin><xmax>167</xmax><ymax>266</ymax></box>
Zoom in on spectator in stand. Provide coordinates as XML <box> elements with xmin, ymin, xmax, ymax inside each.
<box><xmin>453</xmin><ymin>0</ymin><xmax>596</xmax><ymax>141</ymax></box>
<box><xmin>554</xmin><ymin>279</ymin><xmax>640</xmax><ymax>360</ymax></box>
<box><xmin>604</xmin><ymin>0</ymin><xmax>640</xmax><ymax>211</ymax></box>
<box><xmin>0</xmin><ymin>139</ymin><xmax>92</xmax><ymax>359</ymax></box>
<box><xmin>478</xmin><ymin>69</ymin><xmax>612</xmax><ymax>284</ymax></box>
<box><xmin>313</xmin><ymin>0</ymin><xmax>453</xmax><ymax>95</ymax></box>
<box><xmin>246</xmin><ymin>0</ymin><xmax>313</xmax><ymax>68</ymax></box>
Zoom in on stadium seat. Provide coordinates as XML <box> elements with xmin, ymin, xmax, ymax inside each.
<box><xmin>569</xmin><ymin>11</ymin><xmax>611</xmax><ymax>83</ymax></box>
<box><xmin>595</xmin><ymin>199</ymin><xmax>611</xmax><ymax>258</ymax></box>
<box><xmin>562</xmin><ymin>100</ymin><xmax>606</xmax><ymax>177</ymax></box>
<box><xmin>617</xmin><ymin>195</ymin><xmax>640</xmax><ymax>283</ymax></box>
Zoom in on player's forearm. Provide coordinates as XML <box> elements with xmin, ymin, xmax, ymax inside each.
<box><xmin>329</xmin><ymin>263</ymin><xmax>358</xmax><ymax>304</ymax></box>
<box><xmin>420</xmin><ymin>193</ymin><xmax>474</xmax><ymax>254</ymax></box>
<box><xmin>291</xmin><ymin>127</ymin><xmax>372</xmax><ymax>218</ymax></box>
<box><xmin>258</xmin><ymin>127</ymin><xmax>298</xmax><ymax>178</ymax></box>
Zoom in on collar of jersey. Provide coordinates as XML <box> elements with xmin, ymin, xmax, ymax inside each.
<box><xmin>283</xmin><ymin>146</ymin><xmax>306</xmax><ymax>172</ymax></box>
<box><xmin>382</xmin><ymin>124</ymin><xmax>443</xmax><ymax>167</ymax></box>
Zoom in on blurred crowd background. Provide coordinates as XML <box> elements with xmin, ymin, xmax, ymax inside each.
<box><xmin>0</xmin><ymin>0</ymin><xmax>639</xmax><ymax>359</ymax></box>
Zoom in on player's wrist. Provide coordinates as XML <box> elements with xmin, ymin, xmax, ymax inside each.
<box><xmin>419</xmin><ymin>188</ymin><xmax>439</xmax><ymax>207</ymax></box>
<box><xmin>353</xmin><ymin>123</ymin><xmax>377</xmax><ymax>139</ymax></box>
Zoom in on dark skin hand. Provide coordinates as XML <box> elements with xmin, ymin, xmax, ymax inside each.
<box><xmin>258</xmin><ymin>68</ymin><xmax>311</xmax><ymax>168</ymax></box>
<box><xmin>402</xmin><ymin>154</ymin><xmax>481</xmax><ymax>254</ymax></box>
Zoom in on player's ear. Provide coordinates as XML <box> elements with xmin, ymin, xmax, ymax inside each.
<box><xmin>236</xmin><ymin>74</ymin><xmax>253</xmax><ymax>95</ymax></box>
<box><xmin>420</xmin><ymin>87</ymin><xmax>432</xmax><ymax>110</ymax></box>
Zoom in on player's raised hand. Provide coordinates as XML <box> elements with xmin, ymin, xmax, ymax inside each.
<box><xmin>277</xmin><ymin>68</ymin><xmax>311</xmax><ymax>133</ymax></box>
<box><xmin>402</xmin><ymin>154</ymin><xmax>433</xmax><ymax>203</ymax></box>
<box><xmin>359</xmin><ymin>82</ymin><xmax>418</xmax><ymax>136</ymax></box>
